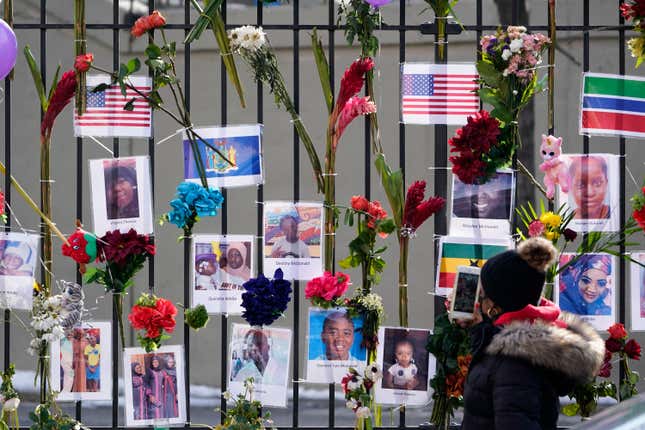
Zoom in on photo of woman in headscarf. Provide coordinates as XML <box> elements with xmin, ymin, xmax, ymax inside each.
<box><xmin>221</xmin><ymin>242</ymin><xmax>251</xmax><ymax>289</ymax></box>
<box><xmin>104</xmin><ymin>162</ymin><xmax>140</xmax><ymax>220</ymax></box>
<box><xmin>144</xmin><ymin>355</ymin><xmax>167</xmax><ymax>419</ymax></box>
<box><xmin>131</xmin><ymin>362</ymin><xmax>147</xmax><ymax>420</ymax></box>
<box><xmin>559</xmin><ymin>254</ymin><xmax>613</xmax><ymax>316</ymax></box>
<box><xmin>162</xmin><ymin>356</ymin><xmax>178</xmax><ymax>419</ymax></box>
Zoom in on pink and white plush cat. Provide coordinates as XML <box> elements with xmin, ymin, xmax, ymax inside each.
<box><xmin>539</xmin><ymin>134</ymin><xmax>570</xmax><ymax>199</ymax></box>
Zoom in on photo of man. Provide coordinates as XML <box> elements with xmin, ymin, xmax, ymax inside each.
<box><xmin>103</xmin><ymin>160</ymin><xmax>140</xmax><ymax>220</ymax></box>
<box><xmin>452</xmin><ymin>171</ymin><xmax>514</xmax><ymax>220</ymax></box>
<box><xmin>228</xmin><ymin>324</ymin><xmax>292</xmax><ymax>407</ymax></box>
<box><xmin>264</xmin><ymin>201</ymin><xmax>323</xmax><ymax>280</ymax></box>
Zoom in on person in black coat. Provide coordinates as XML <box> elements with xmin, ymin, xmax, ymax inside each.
<box><xmin>461</xmin><ymin>238</ymin><xmax>605</xmax><ymax>430</ymax></box>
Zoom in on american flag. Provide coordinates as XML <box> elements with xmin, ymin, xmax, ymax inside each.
<box><xmin>74</xmin><ymin>75</ymin><xmax>152</xmax><ymax>138</ymax></box>
<box><xmin>400</xmin><ymin>63</ymin><xmax>480</xmax><ymax>125</ymax></box>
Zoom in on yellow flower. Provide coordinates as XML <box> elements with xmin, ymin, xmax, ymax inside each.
<box><xmin>544</xmin><ymin>231</ymin><xmax>560</xmax><ymax>241</ymax></box>
<box><xmin>628</xmin><ymin>37</ymin><xmax>645</xmax><ymax>59</ymax></box>
<box><xmin>539</xmin><ymin>212</ymin><xmax>562</xmax><ymax>228</ymax></box>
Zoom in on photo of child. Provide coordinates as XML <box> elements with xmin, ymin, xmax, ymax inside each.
<box><xmin>0</xmin><ymin>233</ymin><xmax>39</xmax><ymax>310</ymax></box>
<box><xmin>383</xmin><ymin>338</ymin><xmax>420</xmax><ymax>390</ymax></box>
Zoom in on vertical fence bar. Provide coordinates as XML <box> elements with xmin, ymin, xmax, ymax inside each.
<box><xmin>183</xmin><ymin>0</ymin><xmax>192</xmax><ymax>426</ymax></box>
<box><xmin>618</xmin><ymin>0</ymin><xmax>627</xmax><ymax>382</ymax></box>
<box><xmin>327</xmin><ymin>1</ymin><xmax>336</xmax><ymax>424</ymax></box>
<box><xmin>2</xmin><ymin>15</ymin><xmax>11</xmax><ymax>376</ymax></box>
<box><xmin>292</xmin><ymin>0</ymin><xmax>301</xmax><ymax>426</ymax></box>
<box><xmin>398</xmin><ymin>1</ymin><xmax>406</xmax><ymax>425</ymax></box>
<box><xmin>256</xmin><ymin>1</ymin><xmax>264</xmax><ymax>275</ymax></box>
<box><xmin>220</xmin><ymin>1</ymin><xmax>229</xmax><ymax>423</ymax></box>
<box><xmin>583</xmin><ymin>0</ymin><xmax>589</xmax><ymax>155</ymax></box>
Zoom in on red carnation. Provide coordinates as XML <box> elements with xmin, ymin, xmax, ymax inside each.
<box><xmin>351</xmin><ymin>195</ymin><xmax>369</xmax><ymax>212</ymax></box>
<box><xmin>625</xmin><ymin>339</ymin><xmax>642</xmax><ymax>360</ymax></box>
<box><xmin>131</xmin><ymin>10</ymin><xmax>166</xmax><ymax>38</ymax></box>
<box><xmin>634</xmin><ymin>206</ymin><xmax>645</xmax><ymax>232</ymax></box>
<box><xmin>128</xmin><ymin>296</ymin><xmax>177</xmax><ymax>342</ymax></box>
<box><xmin>74</xmin><ymin>53</ymin><xmax>94</xmax><ymax>73</ymax></box>
<box><xmin>608</xmin><ymin>323</ymin><xmax>628</xmax><ymax>340</ymax></box>
<box><xmin>605</xmin><ymin>337</ymin><xmax>622</xmax><ymax>353</ymax></box>
<box><xmin>336</xmin><ymin>57</ymin><xmax>374</xmax><ymax>112</ymax></box>
<box><xmin>41</xmin><ymin>70</ymin><xmax>77</xmax><ymax>137</ymax></box>
<box><xmin>99</xmin><ymin>229</ymin><xmax>155</xmax><ymax>268</ymax></box>
<box><xmin>0</xmin><ymin>191</ymin><xmax>6</xmax><ymax>216</ymax></box>
<box><xmin>403</xmin><ymin>180</ymin><xmax>445</xmax><ymax>232</ymax></box>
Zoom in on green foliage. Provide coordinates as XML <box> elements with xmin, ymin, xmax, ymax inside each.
<box><xmin>337</xmin><ymin>0</ymin><xmax>382</xmax><ymax>58</ymax></box>
<box><xmin>185</xmin><ymin>304</ymin><xmax>210</xmax><ymax>330</ymax></box>
<box><xmin>28</xmin><ymin>404</ymin><xmax>86</xmax><ymax>430</ymax></box>
<box><xmin>184</xmin><ymin>0</ymin><xmax>225</xmax><ymax>44</ymax></box>
<box><xmin>23</xmin><ymin>46</ymin><xmax>61</xmax><ymax>114</ymax></box>
<box><xmin>563</xmin><ymin>381</ymin><xmax>616</xmax><ymax>418</ymax></box>
<box><xmin>311</xmin><ymin>29</ymin><xmax>333</xmax><ymax>114</ymax></box>
<box><xmin>218</xmin><ymin>379</ymin><xmax>272</xmax><ymax>430</ymax></box>
<box><xmin>374</xmin><ymin>153</ymin><xmax>404</xmax><ymax>229</ymax></box>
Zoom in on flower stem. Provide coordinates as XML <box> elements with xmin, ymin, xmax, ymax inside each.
<box><xmin>398</xmin><ymin>235</ymin><xmax>409</xmax><ymax>327</ymax></box>
<box><xmin>114</xmin><ymin>293</ymin><xmax>126</xmax><ymax>347</ymax></box>
<box><xmin>323</xmin><ymin>119</ymin><xmax>337</xmax><ymax>272</ymax></box>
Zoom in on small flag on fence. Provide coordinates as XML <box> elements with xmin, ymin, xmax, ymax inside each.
<box><xmin>400</xmin><ymin>63</ymin><xmax>480</xmax><ymax>125</ymax></box>
<box><xmin>74</xmin><ymin>75</ymin><xmax>152</xmax><ymax>138</ymax></box>
<box><xmin>580</xmin><ymin>72</ymin><xmax>645</xmax><ymax>139</ymax></box>
<box><xmin>435</xmin><ymin>237</ymin><xmax>511</xmax><ymax>296</ymax></box>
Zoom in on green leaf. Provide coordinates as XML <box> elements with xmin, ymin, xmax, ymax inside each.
<box><xmin>311</xmin><ymin>28</ymin><xmax>333</xmax><ymax>114</ymax></box>
<box><xmin>146</xmin><ymin>58</ymin><xmax>165</xmax><ymax>71</ymax></box>
<box><xmin>184</xmin><ymin>0</ymin><xmax>225</xmax><ymax>44</ymax></box>
<box><xmin>561</xmin><ymin>403</ymin><xmax>579</xmax><ymax>416</ymax></box>
<box><xmin>83</xmin><ymin>266</ymin><xmax>100</xmax><ymax>284</ymax></box>
<box><xmin>476</xmin><ymin>59</ymin><xmax>500</xmax><ymax>88</ymax></box>
<box><xmin>23</xmin><ymin>45</ymin><xmax>47</xmax><ymax>112</ymax></box>
<box><xmin>92</xmin><ymin>83</ymin><xmax>109</xmax><ymax>93</ymax></box>
<box><xmin>374</xmin><ymin>153</ymin><xmax>404</xmax><ymax>227</ymax></box>
<box><xmin>145</xmin><ymin>44</ymin><xmax>162</xmax><ymax>60</ymax></box>
<box><xmin>126</xmin><ymin>58</ymin><xmax>141</xmax><ymax>74</ymax></box>
<box><xmin>47</xmin><ymin>64</ymin><xmax>62</xmax><ymax>107</ymax></box>
<box><xmin>123</xmin><ymin>98</ymin><xmax>136</xmax><ymax>111</ymax></box>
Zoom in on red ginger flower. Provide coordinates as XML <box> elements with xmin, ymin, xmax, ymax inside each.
<box><xmin>74</xmin><ymin>53</ymin><xmax>94</xmax><ymax>73</ymax></box>
<box><xmin>336</xmin><ymin>96</ymin><xmax>376</xmax><ymax>141</ymax></box>
<box><xmin>608</xmin><ymin>322</ymin><xmax>628</xmax><ymax>340</ymax></box>
<box><xmin>41</xmin><ymin>70</ymin><xmax>77</xmax><ymax>136</ymax></box>
<box><xmin>131</xmin><ymin>10</ymin><xmax>166</xmax><ymax>38</ymax></box>
<box><xmin>367</xmin><ymin>200</ymin><xmax>388</xmax><ymax>229</ymax></box>
<box><xmin>351</xmin><ymin>195</ymin><xmax>369</xmax><ymax>212</ymax></box>
<box><xmin>402</xmin><ymin>180</ymin><xmax>445</xmax><ymax>232</ymax></box>
<box><xmin>336</xmin><ymin>57</ymin><xmax>374</xmax><ymax>112</ymax></box>
<box><xmin>621</xmin><ymin>1</ymin><xmax>645</xmax><ymax>20</ymax></box>
<box><xmin>0</xmin><ymin>191</ymin><xmax>5</xmax><ymax>217</ymax></box>
<box><xmin>625</xmin><ymin>339</ymin><xmax>642</xmax><ymax>360</ymax></box>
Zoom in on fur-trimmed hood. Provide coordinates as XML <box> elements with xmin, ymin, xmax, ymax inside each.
<box><xmin>485</xmin><ymin>312</ymin><xmax>605</xmax><ymax>384</ymax></box>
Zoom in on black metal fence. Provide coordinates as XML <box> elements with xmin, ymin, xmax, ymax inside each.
<box><xmin>1</xmin><ymin>0</ymin><xmax>635</xmax><ymax>429</ymax></box>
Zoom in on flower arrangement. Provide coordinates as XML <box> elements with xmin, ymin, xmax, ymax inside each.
<box><xmin>28</xmin><ymin>403</ymin><xmax>88</xmax><ymax>430</ymax></box>
<box><xmin>621</xmin><ymin>0</ymin><xmax>645</xmax><ymax>67</ymax></box>
<box><xmin>448</xmin><ymin>110</ymin><xmax>501</xmax><ymax>185</ymax></box>
<box><xmin>228</xmin><ymin>25</ymin><xmax>322</xmax><ymax>193</ymax></box>
<box><xmin>79</xmin><ymin>11</ymin><xmax>232</xmax><ymax>190</ymax></box>
<box><xmin>426</xmin><ymin>312</ymin><xmax>471</xmax><ymax>429</ymax></box>
<box><xmin>564</xmin><ymin>323</ymin><xmax>641</xmax><ymax>418</ymax></box>
<box><xmin>241</xmin><ymin>269</ymin><xmax>292</xmax><ymax>327</ymax></box>
<box><xmin>341</xmin><ymin>364</ymin><xmax>383</xmax><ymax>430</ymax></box>
<box><xmin>160</xmin><ymin>181</ymin><xmax>224</xmax><ymax>238</ymax></box>
<box><xmin>128</xmin><ymin>293</ymin><xmax>177</xmax><ymax>352</ymax></box>
<box><xmin>340</xmin><ymin>196</ymin><xmax>395</xmax><ymax>293</ymax></box>
<box><xmin>475</xmin><ymin>26</ymin><xmax>551</xmax><ymax>188</ymax></box>
<box><xmin>77</xmin><ymin>229</ymin><xmax>156</xmax><ymax>346</ymax></box>
<box><xmin>345</xmin><ymin>293</ymin><xmax>385</xmax><ymax>355</ymax></box>
<box><xmin>305</xmin><ymin>271</ymin><xmax>350</xmax><ymax>308</ymax></box>
<box><xmin>218</xmin><ymin>378</ymin><xmax>273</xmax><ymax>430</ymax></box>
<box><xmin>0</xmin><ymin>364</ymin><xmax>20</xmax><ymax>430</ymax></box>
<box><xmin>631</xmin><ymin>184</ymin><xmax>645</xmax><ymax>232</ymax></box>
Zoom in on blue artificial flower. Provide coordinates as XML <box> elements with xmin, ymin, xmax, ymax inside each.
<box><xmin>176</xmin><ymin>181</ymin><xmax>204</xmax><ymax>206</ymax></box>
<box><xmin>167</xmin><ymin>199</ymin><xmax>192</xmax><ymax>227</ymax></box>
<box><xmin>194</xmin><ymin>188</ymin><xmax>224</xmax><ymax>217</ymax></box>
<box><xmin>241</xmin><ymin>268</ymin><xmax>292</xmax><ymax>327</ymax></box>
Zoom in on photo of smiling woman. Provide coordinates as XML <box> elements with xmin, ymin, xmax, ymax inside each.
<box><xmin>104</xmin><ymin>161</ymin><xmax>139</xmax><ymax>220</ymax></box>
<box><xmin>556</xmin><ymin>253</ymin><xmax>616</xmax><ymax>330</ymax></box>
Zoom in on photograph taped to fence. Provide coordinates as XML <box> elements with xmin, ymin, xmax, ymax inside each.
<box><xmin>449</xmin><ymin>169</ymin><xmax>515</xmax><ymax>237</ymax></box>
<box><xmin>263</xmin><ymin>201</ymin><xmax>323</xmax><ymax>280</ymax></box>
<box><xmin>50</xmin><ymin>322</ymin><xmax>112</xmax><ymax>401</ymax></box>
<box><xmin>228</xmin><ymin>324</ymin><xmax>292</xmax><ymax>407</ymax></box>
<box><xmin>630</xmin><ymin>252</ymin><xmax>645</xmax><ymax>331</ymax></box>
<box><xmin>0</xmin><ymin>232</ymin><xmax>40</xmax><ymax>311</ymax></box>
<box><xmin>184</xmin><ymin>124</ymin><xmax>263</xmax><ymax>188</ymax></box>
<box><xmin>556</xmin><ymin>253</ymin><xmax>616</xmax><ymax>331</ymax></box>
<box><xmin>74</xmin><ymin>75</ymin><xmax>152</xmax><ymax>138</ymax></box>
<box><xmin>557</xmin><ymin>154</ymin><xmax>620</xmax><ymax>233</ymax></box>
<box><xmin>306</xmin><ymin>307</ymin><xmax>367</xmax><ymax>384</ymax></box>
<box><xmin>192</xmin><ymin>234</ymin><xmax>254</xmax><ymax>315</ymax></box>
<box><xmin>375</xmin><ymin>327</ymin><xmax>435</xmax><ymax>406</ymax></box>
<box><xmin>89</xmin><ymin>156</ymin><xmax>154</xmax><ymax>236</ymax></box>
<box><xmin>435</xmin><ymin>236</ymin><xmax>513</xmax><ymax>297</ymax></box>
<box><xmin>123</xmin><ymin>345</ymin><xmax>186</xmax><ymax>427</ymax></box>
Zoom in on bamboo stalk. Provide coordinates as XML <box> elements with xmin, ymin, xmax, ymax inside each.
<box><xmin>548</xmin><ymin>0</ymin><xmax>556</xmax><ymax>131</ymax></box>
<box><xmin>74</xmin><ymin>0</ymin><xmax>87</xmax><ymax>115</ymax></box>
<box><xmin>40</xmin><ymin>133</ymin><xmax>53</xmax><ymax>294</ymax></box>
<box><xmin>0</xmin><ymin>160</ymin><xmax>68</xmax><ymax>245</ymax></box>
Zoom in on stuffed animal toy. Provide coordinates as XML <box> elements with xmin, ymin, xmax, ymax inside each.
<box><xmin>61</xmin><ymin>222</ymin><xmax>98</xmax><ymax>274</ymax></box>
<box><xmin>539</xmin><ymin>134</ymin><xmax>570</xmax><ymax>199</ymax></box>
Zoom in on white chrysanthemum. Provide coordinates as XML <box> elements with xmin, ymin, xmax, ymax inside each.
<box><xmin>46</xmin><ymin>295</ymin><xmax>62</xmax><ymax>308</ymax></box>
<box><xmin>233</xmin><ymin>25</ymin><xmax>266</xmax><ymax>51</ymax></box>
<box><xmin>509</xmin><ymin>38</ymin><xmax>523</xmax><ymax>53</ymax></box>
<box><xmin>73</xmin><ymin>423</ymin><xmax>81</xmax><ymax>430</ymax></box>
<box><xmin>355</xmin><ymin>406</ymin><xmax>371</xmax><ymax>419</ymax></box>
<box><xmin>222</xmin><ymin>391</ymin><xmax>232</xmax><ymax>400</ymax></box>
<box><xmin>501</xmin><ymin>49</ymin><xmax>512</xmax><ymax>61</ymax></box>
<box><xmin>2</xmin><ymin>397</ymin><xmax>20</xmax><ymax>412</ymax></box>
<box><xmin>364</xmin><ymin>363</ymin><xmax>382</xmax><ymax>381</ymax></box>
<box><xmin>347</xmin><ymin>377</ymin><xmax>363</xmax><ymax>391</ymax></box>
<box><xmin>346</xmin><ymin>399</ymin><xmax>358</xmax><ymax>410</ymax></box>
<box><xmin>50</xmin><ymin>325</ymin><xmax>65</xmax><ymax>340</ymax></box>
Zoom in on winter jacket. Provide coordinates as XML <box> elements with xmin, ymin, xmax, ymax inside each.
<box><xmin>461</xmin><ymin>307</ymin><xmax>605</xmax><ymax>430</ymax></box>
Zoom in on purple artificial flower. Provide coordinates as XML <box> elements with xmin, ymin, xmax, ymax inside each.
<box><xmin>364</xmin><ymin>0</ymin><xmax>392</xmax><ymax>7</ymax></box>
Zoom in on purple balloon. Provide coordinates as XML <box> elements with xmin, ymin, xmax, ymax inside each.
<box><xmin>0</xmin><ymin>19</ymin><xmax>17</xmax><ymax>81</ymax></box>
<box><xmin>364</xmin><ymin>0</ymin><xmax>393</xmax><ymax>7</ymax></box>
